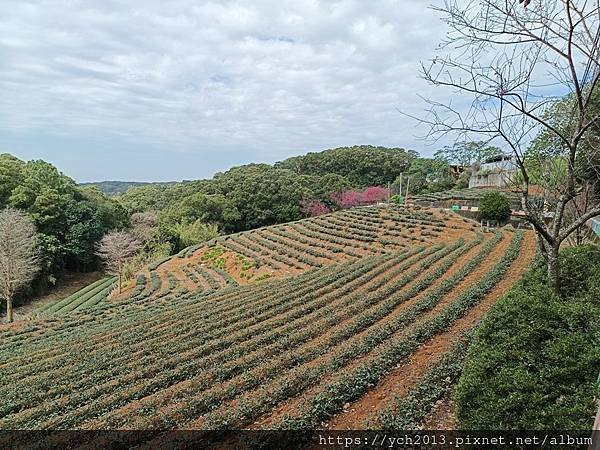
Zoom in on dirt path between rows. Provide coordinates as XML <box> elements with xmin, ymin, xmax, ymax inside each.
<box><xmin>324</xmin><ymin>231</ymin><xmax>536</xmax><ymax>430</ymax></box>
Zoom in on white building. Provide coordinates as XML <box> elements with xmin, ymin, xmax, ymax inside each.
<box><xmin>469</xmin><ymin>154</ymin><xmax>518</xmax><ymax>188</ymax></box>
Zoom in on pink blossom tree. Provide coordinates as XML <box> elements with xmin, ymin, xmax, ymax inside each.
<box><xmin>300</xmin><ymin>199</ymin><xmax>330</xmax><ymax>217</ymax></box>
<box><xmin>330</xmin><ymin>191</ymin><xmax>363</xmax><ymax>209</ymax></box>
<box><xmin>330</xmin><ymin>186</ymin><xmax>390</xmax><ymax>209</ymax></box>
<box><xmin>362</xmin><ymin>186</ymin><xmax>390</xmax><ymax>204</ymax></box>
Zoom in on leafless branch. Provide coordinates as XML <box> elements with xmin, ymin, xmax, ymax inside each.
<box><xmin>415</xmin><ymin>0</ymin><xmax>600</xmax><ymax>292</ymax></box>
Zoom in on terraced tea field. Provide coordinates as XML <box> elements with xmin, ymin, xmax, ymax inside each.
<box><xmin>0</xmin><ymin>205</ymin><xmax>536</xmax><ymax>444</ymax></box>
<box><xmin>36</xmin><ymin>277</ymin><xmax>117</xmax><ymax>316</ymax></box>
<box><xmin>113</xmin><ymin>206</ymin><xmax>476</xmax><ymax>305</ymax></box>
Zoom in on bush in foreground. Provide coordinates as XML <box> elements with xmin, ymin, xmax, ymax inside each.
<box><xmin>456</xmin><ymin>245</ymin><xmax>600</xmax><ymax>429</ymax></box>
<box><xmin>479</xmin><ymin>191</ymin><xmax>511</xmax><ymax>222</ymax></box>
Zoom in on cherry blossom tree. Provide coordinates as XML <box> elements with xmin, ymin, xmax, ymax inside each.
<box><xmin>300</xmin><ymin>200</ymin><xmax>331</xmax><ymax>217</ymax></box>
<box><xmin>96</xmin><ymin>231</ymin><xmax>142</xmax><ymax>293</ymax></box>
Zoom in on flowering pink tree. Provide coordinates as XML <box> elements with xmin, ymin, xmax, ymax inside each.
<box><xmin>330</xmin><ymin>186</ymin><xmax>390</xmax><ymax>209</ymax></box>
<box><xmin>362</xmin><ymin>186</ymin><xmax>390</xmax><ymax>204</ymax></box>
<box><xmin>300</xmin><ymin>199</ymin><xmax>330</xmax><ymax>217</ymax></box>
<box><xmin>330</xmin><ymin>191</ymin><xmax>363</xmax><ymax>209</ymax></box>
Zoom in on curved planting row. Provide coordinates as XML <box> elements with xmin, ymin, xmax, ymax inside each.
<box><xmin>73</xmin><ymin>233</ymin><xmax>493</xmax><ymax>448</ymax></box>
<box><xmin>0</xmin><ymin>243</ymin><xmax>457</xmax><ymax>432</ymax></box>
<box><xmin>287</xmin><ymin>223</ymin><xmax>366</xmax><ymax>258</ymax></box>
<box><xmin>2</xmin><ymin>206</ymin><xmax>471</xmax><ymax>349</ymax></box>
<box><xmin>265</xmin><ymin>228</ymin><xmax>338</xmax><ymax>262</ymax></box>
<box><xmin>37</xmin><ymin>277</ymin><xmax>117</xmax><ymax>316</ymax></box>
<box><xmin>0</xmin><ymin>206</ymin><xmax>524</xmax><ymax>444</ymax></box>
<box><xmin>1</xmin><ymin>240</ymin><xmax>364</xmax><ymax>359</ymax></box>
<box><xmin>114</xmin><ymin>205</ymin><xmax>469</xmax><ymax>308</ymax></box>
<box><xmin>261</xmin><ymin>232</ymin><xmax>524</xmax><ymax>431</ymax></box>
<box><xmin>0</xmin><ymin>252</ymin><xmax>405</xmax><ymax>423</ymax></box>
<box><xmin>88</xmin><ymin>245</ymin><xmax>464</xmax><ymax>431</ymax></box>
<box><xmin>179</xmin><ymin>233</ymin><xmax>505</xmax><ymax>431</ymax></box>
<box><xmin>111</xmin><ymin>206</ymin><xmax>470</xmax><ymax>310</ymax></box>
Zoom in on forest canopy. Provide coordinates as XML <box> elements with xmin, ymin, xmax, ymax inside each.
<box><xmin>274</xmin><ymin>145</ymin><xmax>418</xmax><ymax>187</ymax></box>
<box><xmin>0</xmin><ymin>153</ymin><xmax>128</xmax><ymax>291</ymax></box>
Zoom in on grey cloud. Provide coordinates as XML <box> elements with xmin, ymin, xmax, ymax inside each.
<box><xmin>0</xmin><ymin>0</ymin><xmax>459</xmax><ymax>168</ymax></box>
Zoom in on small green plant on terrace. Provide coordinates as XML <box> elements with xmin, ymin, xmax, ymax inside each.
<box><xmin>479</xmin><ymin>191</ymin><xmax>511</xmax><ymax>223</ymax></box>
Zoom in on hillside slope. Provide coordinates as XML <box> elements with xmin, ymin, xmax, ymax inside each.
<box><xmin>113</xmin><ymin>205</ymin><xmax>479</xmax><ymax>305</ymax></box>
<box><xmin>0</xmin><ymin>205</ymin><xmax>536</xmax><ymax>445</ymax></box>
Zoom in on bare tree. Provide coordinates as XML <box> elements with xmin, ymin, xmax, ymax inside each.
<box><xmin>0</xmin><ymin>208</ymin><xmax>40</xmax><ymax>322</ymax></box>
<box><xmin>96</xmin><ymin>231</ymin><xmax>141</xmax><ymax>293</ymax></box>
<box><xmin>416</xmin><ymin>0</ymin><xmax>600</xmax><ymax>293</ymax></box>
<box><xmin>130</xmin><ymin>212</ymin><xmax>160</xmax><ymax>245</ymax></box>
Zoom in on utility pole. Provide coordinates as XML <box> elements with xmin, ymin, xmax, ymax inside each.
<box><xmin>405</xmin><ymin>177</ymin><xmax>411</xmax><ymax>205</ymax></box>
<box><xmin>398</xmin><ymin>173</ymin><xmax>403</xmax><ymax>198</ymax></box>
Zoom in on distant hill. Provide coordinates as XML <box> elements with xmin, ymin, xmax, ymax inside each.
<box><xmin>79</xmin><ymin>181</ymin><xmax>176</xmax><ymax>196</ymax></box>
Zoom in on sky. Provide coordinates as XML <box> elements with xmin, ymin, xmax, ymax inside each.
<box><xmin>0</xmin><ymin>0</ymin><xmax>454</xmax><ymax>182</ymax></box>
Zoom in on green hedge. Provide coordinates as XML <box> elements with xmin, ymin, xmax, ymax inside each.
<box><xmin>456</xmin><ymin>245</ymin><xmax>600</xmax><ymax>430</ymax></box>
<box><xmin>479</xmin><ymin>191</ymin><xmax>511</xmax><ymax>222</ymax></box>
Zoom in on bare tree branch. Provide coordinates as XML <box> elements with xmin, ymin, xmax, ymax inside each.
<box><xmin>415</xmin><ymin>0</ymin><xmax>600</xmax><ymax>293</ymax></box>
<box><xmin>96</xmin><ymin>231</ymin><xmax>141</xmax><ymax>293</ymax></box>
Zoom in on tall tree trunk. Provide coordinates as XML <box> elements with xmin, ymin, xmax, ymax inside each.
<box><xmin>547</xmin><ymin>246</ymin><xmax>561</xmax><ymax>295</ymax></box>
<box><xmin>6</xmin><ymin>294</ymin><xmax>13</xmax><ymax>323</ymax></box>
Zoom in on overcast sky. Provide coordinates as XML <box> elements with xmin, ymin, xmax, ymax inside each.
<box><xmin>0</xmin><ymin>0</ymin><xmax>456</xmax><ymax>182</ymax></box>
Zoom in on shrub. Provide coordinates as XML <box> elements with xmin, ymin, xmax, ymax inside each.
<box><xmin>478</xmin><ymin>191</ymin><xmax>511</xmax><ymax>222</ymax></box>
<box><xmin>361</xmin><ymin>186</ymin><xmax>390</xmax><ymax>203</ymax></box>
<box><xmin>202</xmin><ymin>247</ymin><xmax>225</xmax><ymax>261</ymax></box>
<box><xmin>174</xmin><ymin>221</ymin><xmax>219</xmax><ymax>248</ymax></box>
<box><xmin>390</xmin><ymin>194</ymin><xmax>404</xmax><ymax>204</ymax></box>
<box><xmin>330</xmin><ymin>190</ymin><xmax>364</xmax><ymax>209</ymax></box>
<box><xmin>455</xmin><ymin>245</ymin><xmax>600</xmax><ymax>430</ymax></box>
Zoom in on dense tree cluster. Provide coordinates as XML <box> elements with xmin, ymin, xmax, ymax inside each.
<box><xmin>120</xmin><ymin>164</ymin><xmax>318</xmax><ymax>249</ymax></box>
<box><xmin>80</xmin><ymin>181</ymin><xmax>174</xmax><ymax>196</ymax></box>
<box><xmin>274</xmin><ymin>145</ymin><xmax>418</xmax><ymax>187</ymax></box>
<box><xmin>398</xmin><ymin>158</ymin><xmax>457</xmax><ymax>194</ymax></box>
<box><xmin>0</xmin><ymin>154</ymin><xmax>128</xmax><ymax>291</ymax></box>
